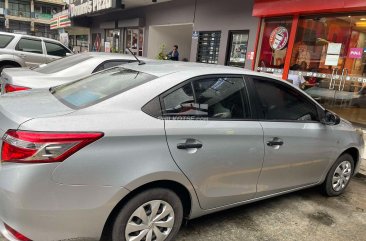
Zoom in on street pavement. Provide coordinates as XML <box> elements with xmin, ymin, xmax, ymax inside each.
<box><xmin>1</xmin><ymin>175</ymin><xmax>365</xmax><ymax>241</ymax></box>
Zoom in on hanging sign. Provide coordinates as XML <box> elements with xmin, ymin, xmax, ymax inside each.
<box><xmin>327</xmin><ymin>43</ymin><xmax>342</xmax><ymax>55</ymax></box>
<box><xmin>269</xmin><ymin>27</ymin><xmax>289</xmax><ymax>50</ymax></box>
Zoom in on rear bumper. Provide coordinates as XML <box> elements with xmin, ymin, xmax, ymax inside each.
<box><xmin>0</xmin><ymin>162</ymin><xmax>130</xmax><ymax>241</ymax></box>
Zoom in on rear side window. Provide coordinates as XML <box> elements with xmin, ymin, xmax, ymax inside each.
<box><xmin>52</xmin><ymin>67</ymin><xmax>157</xmax><ymax>109</ymax></box>
<box><xmin>34</xmin><ymin>54</ymin><xmax>93</xmax><ymax>74</ymax></box>
<box><xmin>16</xmin><ymin>38</ymin><xmax>43</xmax><ymax>54</ymax></box>
<box><xmin>45</xmin><ymin>42</ymin><xmax>70</xmax><ymax>57</ymax></box>
<box><xmin>162</xmin><ymin>76</ymin><xmax>250</xmax><ymax>119</ymax></box>
<box><xmin>0</xmin><ymin>34</ymin><xmax>14</xmax><ymax>48</ymax></box>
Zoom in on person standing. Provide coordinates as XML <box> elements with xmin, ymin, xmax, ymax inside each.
<box><xmin>168</xmin><ymin>45</ymin><xmax>179</xmax><ymax>61</ymax></box>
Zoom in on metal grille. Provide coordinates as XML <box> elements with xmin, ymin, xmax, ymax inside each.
<box><xmin>197</xmin><ymin>31</ymin><xmax>221</xmax><ymax>64</ymax></box>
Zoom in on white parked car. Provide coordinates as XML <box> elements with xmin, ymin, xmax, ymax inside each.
<box><xmin>0</xmin><ymin>52</ymin><xmax>141</xmax><ymax>94</ymax></box>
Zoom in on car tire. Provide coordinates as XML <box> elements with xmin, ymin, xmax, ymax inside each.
<box><xmin>322</xmin><ymin>153</ymin><xmax>354</xmax><ymax>197</ymax></box>
<box><xmin>0</xmin><ymin>64</ymin><xmax>17</xmax><ymax>73</ymax></box>
<box><xmin>111</xmin><ymin>188</ymin><xmax>183</xmax><ymax>241</ymax></box>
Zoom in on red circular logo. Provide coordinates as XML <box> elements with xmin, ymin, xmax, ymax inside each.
<box><xmin>269</xmin><ymin>27</ymin><xmax>289</xmax><ymax>50</ymax></box>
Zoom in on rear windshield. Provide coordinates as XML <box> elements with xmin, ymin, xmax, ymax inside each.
<box><xmin>51</xmin><ymin>67</ymin><xmax>157</xmax><ymax>109</ymax></box>
<box><xmin>34</xmin><ymin>54</ymin><xmax>92</xmax><ymax>74</ymax></box>
<box><xmin>0</xmin><ymin>34</ymin><xmax>14</xmax><ymax>48</ymax></box>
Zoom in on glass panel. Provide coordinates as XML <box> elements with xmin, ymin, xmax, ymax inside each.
<box><xmin>226</xmin><ymin>31</ymin><xmax>249</xmax><ymax>68</ymax></box>
<box><xmin>257</xmin><ymin>18</ymin><xmax>292</xmax><ymax>77</ymax></box>
<box><xmin>252</xmin><ymin>77</ymin><xmax>319</xmax><ymax>121</ymax></box>
<box><xmin>105</xmin><ymin>29</ymin><xmax>120</xmax><ymax>53</ymax></box>
<box><xmin>290</xmin><ymin>15</ymin><xmax>366</xmax><ymax>126</ymax></box>
<box><xmin>194</xmin><ymin>77</ymin><xmax>249</xmax><ymax>119</ymax></box>
<box><xmin>52</xmin><ymin>68</ymin><xmax>156</xmax><ymax>109</ymax></box>
<box><xmin>16</xmin><ymin>38</ymin><xmax>42</xmax><ymax>54</ymax></box>
<box><xmin>197</xmin><ymin>31</ymin><xmax>221</xmax><ymax>64</ymax></box>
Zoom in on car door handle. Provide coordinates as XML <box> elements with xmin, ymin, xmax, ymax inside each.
<box><xmin>177</xmin><ymin>143</ymin><xmax>203</xmax><ymax>150</ymax></box>
<box><xmin>266</xmin><ymin>138</ymin><xmax>284</xmax><ymax>147</ymax></box>
<box><xmin>19</xmin><ymin>54</ymin><xmax>26</xmax><ymax>58</ymax></box>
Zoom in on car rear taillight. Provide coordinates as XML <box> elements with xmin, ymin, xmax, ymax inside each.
<box><xmin>4</xmin><ymin>223</ymin><xmax>32</xmax><ymax>241</ymax></box>
<box><xmin>1</xmin><ymin>130</ymin><xmax>103</xmax><ymax>163</ymax></box>
<box><xmin>4</xmin><ymin>84</ymin><xmax>30</xmax><ymax>93</ymax></box>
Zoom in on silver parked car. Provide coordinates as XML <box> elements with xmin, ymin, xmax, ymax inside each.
<box><xmin>0</xmin><ymin>52</ymin><xmax>139</xmax><ymax>94</ymax></box>
<box><xmin>0</xmin><ymin>61</ymin><xmax>364</xmax><ymax>241</ymax></box>
<box><xmin>0</xmin><ymin>32</ymin><xmax>73</xmax><ymax>71</ymax></box>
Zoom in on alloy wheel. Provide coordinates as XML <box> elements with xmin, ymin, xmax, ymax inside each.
<box><xmin>332</xmin><ymin>160</ymin><xmax>352</xmax><ymax>192</ymax></box>
<box><xmin>125</xmin><ymin>200</ymin><xmax>175</xmax><ymax>241</ymax></box>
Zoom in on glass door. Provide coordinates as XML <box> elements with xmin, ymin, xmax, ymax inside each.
<box><xmin>125</xmin><ymin>28</ymin><xmax>144</xmax><ymax>56</ymax></box>
<box><xmin>226</xmin><ymin>30</ymin><xmax>249</xmax><ymax>67</ymax></box>
<box><xmin>289</xmin><ymin>15</ymin><xmax>366</xmax><ymax>126</ymax></box>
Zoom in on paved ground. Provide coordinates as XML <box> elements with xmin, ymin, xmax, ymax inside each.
<box><xmin>176</xmin><ymin>176</ymin><xmax>366</xmax><ymax>241</ymax></box>
<box><xmin>1</xmin><ymin>176</ymin><xmax>365</xmax><ymax>241</ymax></box>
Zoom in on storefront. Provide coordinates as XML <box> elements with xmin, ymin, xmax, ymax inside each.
<box><xmin>253</xmin><ymin>0</ymin><xmax>366</xmax><ymax>126</ymax></box>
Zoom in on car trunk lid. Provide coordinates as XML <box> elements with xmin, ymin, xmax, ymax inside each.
<box><xmin>0</xmin><ymin>89</ymin><xmax>75</xmax><ymax>136</ymax></box>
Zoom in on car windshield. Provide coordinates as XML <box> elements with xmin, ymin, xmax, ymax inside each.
<box><xmin>51</xmin><ymin>67</ymin><xmax>157</xmax><ymax>109</ymax></box>
<box><xmin>34</xmin><ymin>54</ymin><xmax>93</xmax><ymax>74</ymax></box>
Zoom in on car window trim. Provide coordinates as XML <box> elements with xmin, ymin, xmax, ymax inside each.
<box><xmin>159</xmin><ymin>74</ymin><xmax>254</xmax><ymax>121</ymax></box>
<box><xmin>15</xmin><ymin>37</ymin><xmax>44</xmax><ymax>54</ymax></box>
<box><xmin>247</xmin><ymin>75</ymin><xmax>323</xmax><ymax>123</ymax></box>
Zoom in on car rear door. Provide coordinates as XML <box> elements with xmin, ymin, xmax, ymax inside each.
<box><xmin>163</xmin><ymin>75</ymin><xmax>264</xmax><ymax>210</ymax></box>
<box><xmin>14</xmin><ymin>37</ymin><xmax>46</xmax><ymax>67</ymax></box>
<box><xmin>247</xmin><ymin>76</ymin><xmax>336</xmax><ymax>197</ymax></box>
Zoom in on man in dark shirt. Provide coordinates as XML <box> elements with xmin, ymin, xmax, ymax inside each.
<box><xmin>168</xmin><ymin>45</ymin><xmax>179</xmax><ymax>61</ymax></box>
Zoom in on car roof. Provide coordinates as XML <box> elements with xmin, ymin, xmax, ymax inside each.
<box><xmin>66</xmin><ymin>52</ymin><xmax>148</xmax><ymax>61</ymax></box>
<box><xmin>122</xmin><ymin>60</ymin><xmax>279</xmax><ymax>79</ymax></box>
<box><xmin>0</xmin><ymin>31</ymin><xmax>63</xmax><ymax>43</ymax></box>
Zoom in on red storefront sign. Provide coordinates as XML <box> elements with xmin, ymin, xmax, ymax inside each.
<box><xmin>253</xmin><ymin>0</ymin><xmax>366</xmax><ymax>17</ymax></box>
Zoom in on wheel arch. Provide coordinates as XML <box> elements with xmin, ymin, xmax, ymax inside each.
<box><xmin>0</xmin><ymin>60</ymin><xmax>21</xmax><ymax>68</ymax></box>
<box><xmin>100</xmin><ymin>179</ymin><xmax>195</xmax><ymax>240</ymax></box>
<box><xmin>340</xmin><ymin>147</ymin><xmax>360</xmax><ymax>173</ymax></box>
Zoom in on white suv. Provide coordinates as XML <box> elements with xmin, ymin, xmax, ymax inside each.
<box><xmin>0</xmin><ymin>31</ymin><xmax>73</xmax><ymax>72</ymax></box>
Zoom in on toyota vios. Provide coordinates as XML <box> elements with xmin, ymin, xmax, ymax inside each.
<box><xmin>0</xmin><ymin>61</ymin><xmax>364</xmax><ymax>241</ymax></box>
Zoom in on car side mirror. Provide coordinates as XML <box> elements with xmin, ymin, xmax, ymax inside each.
<box><xmin>322</xmin><ymin>110</ymin><xmax>340</xmax><ymax>125</ymax></box>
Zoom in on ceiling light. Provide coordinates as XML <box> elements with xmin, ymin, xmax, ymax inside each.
<box><xmin>361</xmin><ymin>18</ymin><xmax>366</xmax><ymax>21</ymax></box>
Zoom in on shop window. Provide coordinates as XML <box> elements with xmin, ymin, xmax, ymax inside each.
<box><xmin>197</xmin><ymin>31</ymin><xmax>221</xmax><ymax>64</ymax></box>
<box><xmin>257</xmin><ymin>18</ymin><xmax>292</xmax><ymax>74</ymax></box>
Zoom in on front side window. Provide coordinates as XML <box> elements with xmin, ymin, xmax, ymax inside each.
<box><xmin>52</xmin><ymin>67</ymin><xmax>156</xmax><ymax>109</ymax></box>
<box><xmin>163</xmin><ymin>76</ymin><xmax>249</xmax><ymax>119</ymax></box>
<box><xmin>16</xmin><ymin>38</ymin><xmax>43</xmax><ymax>54</ymax></box>
<box><xmin>45</xmin><ymin>42</ymin><xmax>70</xmax><ymax>57</ymax></box>
<box><xmin>0</xmin><ymin>34</ymin><xmax>14</xmax><ymax>48</ymax></box>
<box><xmin>252</xmin><ymin>77</ymin><xmax>319</xmax><ymax>121</ymax></box>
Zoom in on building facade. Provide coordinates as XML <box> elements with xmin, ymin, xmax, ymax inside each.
<box><xmin>71</xmin><ymin>0</ymin><xmax>259</xmax><ymax>69</ymax></box>
<box><xmin>252</xmin><ymin>0</ymin><xmax>366</xmax><ymax>126</ymax></box>
<box><xmin>0</xmin><ymin>0</ymin><xmax>64</xmax><ymax>38</ymax></box>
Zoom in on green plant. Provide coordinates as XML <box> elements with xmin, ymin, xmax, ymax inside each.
<box><xmin>157</xmin><ymin>44</ymin><xmax>167</xmax><ymax>60</ymax></box>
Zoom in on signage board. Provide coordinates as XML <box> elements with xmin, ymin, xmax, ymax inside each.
<box><xmin>327</xmin><ymin>43</ymin><xmax>342</xmax><ymax>55</ymax></box>
<box><xmin>325</xmin><ymin>54</ymin><xmax>339</xmax><ymax>66</ymax></box>
<box><xmin>348</xmin><ymin>48</ymin><xmax>363</xmax><ymax>59</ymax></box>
<box><xmin>269</xmin><ymin>27</ymin><xmax>288</xmax><ymax>50</ymax></box>
<box><xmin>69</xmin><ymin>0</ymin><xmax>117</xmax><ymax>17</ymax></box>
<box><xmin>51</xmin><ymin>10</ymin><xmax>71</xmax><ymax>29</ymax></box>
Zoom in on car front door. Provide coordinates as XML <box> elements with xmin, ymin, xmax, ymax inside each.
<box><xmin>44</xmin><ymin>41</ymin><xmax>72</xmax><ymax>63</ymax></box>
<box><xmin>163</xmin><ymin>75</ymin><xmax>264</xmax><ymax>210</ymax></box>
<box><xmin>14</xmin><ymin>38</ymin><xmax>46</xmax><ymax>67</ymax></box>
<box><xmin>248</xmin><ymin>76</ymin><xmax>336</xmax><ymax>197</ymax></box>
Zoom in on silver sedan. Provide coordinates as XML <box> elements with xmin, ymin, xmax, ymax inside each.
<box><xmin>0</xmin><ymin>61</ymin><xmax>364</xmax><ymax>241</ymax></box>
<box><xmin>0</xmin><ymin>52</ymin><xmax>139</xmax><ymax>94</ymax></box>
